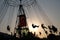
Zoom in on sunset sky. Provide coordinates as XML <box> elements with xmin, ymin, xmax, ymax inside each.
<box><xmin>0</xmin><ymin>0</ymin><xmax>60</xmax><ymax>38</ymax></box>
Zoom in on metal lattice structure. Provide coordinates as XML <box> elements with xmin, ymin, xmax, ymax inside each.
<box><xmin>7</xmin><ymin>0</ymin><xmax>36</xmax><ymax>7</ymax></box>
<box><xmin>0</xmin><ymin>0</ymin><xmax>53</xmax><ymax>38</ymax></box>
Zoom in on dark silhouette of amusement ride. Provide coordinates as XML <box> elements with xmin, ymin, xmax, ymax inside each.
<box><xmin>0</xmin><ymin>0</ymin><xmax>60</xmax><ymax>40</ymax></box>
<box><xmin>0</xmin><ymin>24</ymin><xmax>60</xmax><ymax>40</ymax></box>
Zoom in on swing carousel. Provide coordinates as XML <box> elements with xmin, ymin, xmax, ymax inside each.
<box><xmin>0</xmin><ymin>0</ymin><xmax>55</xmax><ymax>38</ymax></box>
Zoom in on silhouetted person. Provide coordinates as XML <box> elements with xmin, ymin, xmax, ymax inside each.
<box><xmin>48</xmin><ymin>26</ymin><xmax>51</xmax><ymax>30</ymax></box>
<box><xmin>23</xmin><ymin>32</ymin><xmax>25</xmax><ymax>37</ymax></box>
<box><xmin>32</xmin><ymin>24</ymin><xmax>39</xmax><ymax>28</ymax></box>
<box><xmin>52</xmin><ymin>25</ymin><xmax>58</xmax><ymax>33</ymax></box>
<box><xmin>14</xmin><ymin>33</ymin><xmax>16</xmax><ymax>37</ymax></box>
<box><xmin>41</xmin><ymin>24</ymin><xmax>47</xmax><ymax>29</ymax></box>
<box><xmin>11</xmin><ymin>32</ymin><xmax>12</xmax><ymax>36</ymax></box>
<box><xmin>59</xmin><ymin>32</ymin><xmax>60</xmax><ymax>35</ymax></box>
<box><xmin>34</xmin><ymin>32</ymin><xmax>36</xmax><ymax>36</ymax></box>
<box><xmin>39</xmin><ymin>32</ymin><xmax>41</xmax><ymax>35</ymax></box>
<box><xmin>7</xmin><ymin>25</ymin><xmax>10</xmax><ymax>31</ymax></box>
<box><xmin>50</xmin><ymin>30</ymin><xmax>52</xmax><ymax>34</ymax></box>
<box><xmin>45</xmin><ymin>31</ymin><xmax>48</xmax><ymax>35</ymax></box>
<box><xmin>48</xmin><ymin>26</ymin><xmax>52</xmax><ymax>34</ymax></box>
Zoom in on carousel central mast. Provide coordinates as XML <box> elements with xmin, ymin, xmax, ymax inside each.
<box><xmin>15</xmin><ymin>0</ymin><xmax>28</xmax><ymax>38</ymax></box>
<box><xmin>18</xmin><ymin>0</ymin><xmax>27</xmax><ymax>27</ymax></box>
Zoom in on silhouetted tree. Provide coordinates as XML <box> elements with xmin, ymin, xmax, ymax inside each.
<box><xmin>47</xmin><ymin>34</ymin><xmax>56</xmax><ymax>40</ymax></box>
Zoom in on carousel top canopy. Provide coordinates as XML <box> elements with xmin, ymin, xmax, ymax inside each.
<box><xmin>7</xmin><ymin>0</ymin><xmax>36</xmax><ymax>7</ymax></box>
